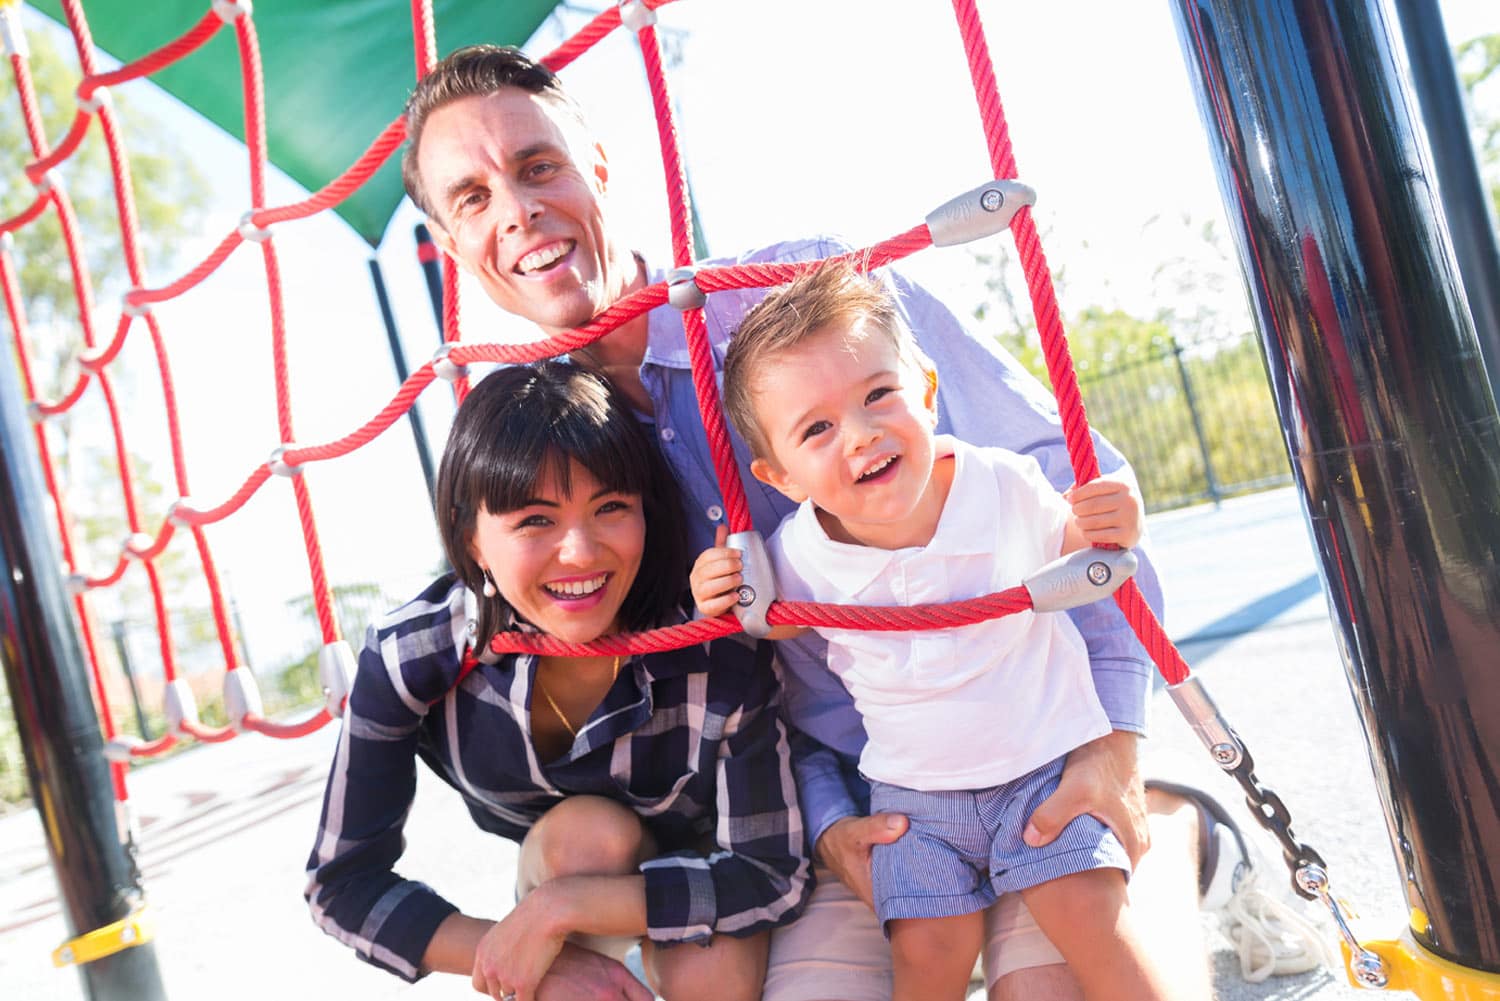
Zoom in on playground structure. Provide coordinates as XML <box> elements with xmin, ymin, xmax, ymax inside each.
<box><xmin>1</xmin><ymin>0</ymin><xmax>1498</xmax><ymax>998</ymax></box>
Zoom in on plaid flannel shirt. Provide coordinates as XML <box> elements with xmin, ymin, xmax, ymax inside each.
<box><xmin>304</xmin><ymin>576</ymin><xmax>811</xmax><ymax>982</ymax></box>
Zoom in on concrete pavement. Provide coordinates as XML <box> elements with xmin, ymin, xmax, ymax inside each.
<box><xmin>0</xmin><ymin>487</ymin><xmax>1417</xmax><ymax>1000</ymax></box>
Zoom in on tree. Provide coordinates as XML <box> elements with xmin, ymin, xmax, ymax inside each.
<box><xmin>1457</xmin><ymin>33</ymin><xmax>1500</xmax><ymax>218</ymax></box>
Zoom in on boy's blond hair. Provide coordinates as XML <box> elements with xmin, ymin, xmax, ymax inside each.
<box><xmin>724</xmin><ymin>258</ymin><xmax>921</xmax><ymax>458</ymax></box>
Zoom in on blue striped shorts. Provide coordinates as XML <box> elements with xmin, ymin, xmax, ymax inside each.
<box><xmin>868</xmin><ymin>756</ymin><xmax>1130</xmax><ymax>929</ymax></box>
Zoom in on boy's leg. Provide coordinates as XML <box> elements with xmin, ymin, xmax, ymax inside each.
<box><xmin>1020</xmin><ymin>868</ymin><xmax>1175</xmax><ymax>1001</ymax></box>
<box><xmin>889</xmin><ymin>913</ymin><xmax>984</xmax><ymax>1001</ymax></box>
<box><xmin>986</xmin><ymin>787</ymin><xmax>1214</xmax><ymax>1001</ymax></box>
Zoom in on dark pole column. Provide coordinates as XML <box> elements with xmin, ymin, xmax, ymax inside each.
<box><xmin>0</xmin><ymin>341</ymin><xmax>167</xmax><ymax>998</ymax></box>
<box><xmin>413</xmin><ymin>224</ymin><xmax>446</xmax><ymax>340</ymax></box>
<box><xmin>368</xmin><ymin>258</ymin><xmax>436</xmax><ymax>507</ymax></box>
<box><xmin>1170</xmin><ymin>0</ymin><xmax>1500</xmax><ymax>974</ymax></box>
<box><xmin>1393</xmin><ymin>0</ymin><xmax>1500</xmax><ymax>400</ymax></box>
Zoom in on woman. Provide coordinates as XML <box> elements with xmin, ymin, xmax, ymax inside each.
<box><xmin>305</xmin><ymin>362</ymin><xmax>811</xmax><ymax>1001</ymax></box>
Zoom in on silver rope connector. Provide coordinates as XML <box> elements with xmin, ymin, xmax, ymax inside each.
<box><xmin>238</xmin><ymin>210</ymin><xmax>271</xmax><ymax>243</ymax></box>
<box><xmin>667</xmin><ymin>266</ymin><xmax>707</xmax><ymax>311</ymax></box>
<box><xmin>431</xmin><ymin>342</ymin><xmax>467</xmax><ymax>381</ymax></box>
<box><xmin>1166</xmin><ymin>675</ymin><xmax>1244</xmax><ymax>769</ymax></box>
<box><xmin>726</xmin><ymin>530</ymin><xmax>776</xmax><ymax>638</ymax></box>
<box><xmin>267</xmin><ymin>445</ymin><xmax>302</xmax><ymax>477</ymax></box>
<box><xmin>618</xmin><ymin>0</ymin><xmax>657</xmax><ymax>32</ymax></box>
<box><xmin>222</xmin><ymin>666</ymin><xmax>264</xmax><ymax>730</ymax></box>
<box><xmin>1023</xmin><ymin>546</ymin><xmax>1136</xmax><ymax>613</ymax></box>
<box><xmin>926</xmin><ymin>179</ymin><xmax>1037</xmax><ymax>247</ymax></box>
<box><xmin>0</xmin><ymin>4</ymin><xmax>30</xmax><ymax>59</ymax></box>
<box><xmin>212</xmin><ymin>0</ymin><xmax>253</xmax><ymax>23</ymax></box>
<box><xmin>318</xmin><ymin>640</ymin><xmax>355</xmax><ymax>718</ymax></box>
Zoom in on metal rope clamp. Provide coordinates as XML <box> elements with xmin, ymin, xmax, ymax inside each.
<box><xmin>666</xmin><ymin>266</ymin><xmax>707</xmax><ymax>311</ymax></box>
<box><xmin>319</xmin><ymin>640</ymin><xmax>355</xmax><ymax>718</ymax></box>
<box><xmin>926</xmin><ymin>179</ymin><xmax>1037</xmax><ymax>247</ymax></box>
<box><xmin>430</xmin><ymin>342</ymin><xmax>468</xmax><ymax>382</ymax></box>
<box><xmin>726</xmin><ymin>530</ymin><xmax>776</xmax><ymax>638</ymax></box>
<box><xmin>618</xmin><ymin>0</ymin><xmax>656</xmax><ymax>32</ymax></box>
<box><xmin>223</xmin><ymin>665</ymin><xmax>264</xmax><ymax>730</ymax></box>
<box><xmin>0</xmin><ymin>3</ymin><xmax>30</xmax><ymax>60</ymax></box>
<box><xmin>164</xmin><ymin>677</ymin><xmax>201</xmax><ymax>732</ymax></box>
<box><xmin>1022</xmin><ymin>546</ymin><xmax>1136</xmax><ymax>612</ymax></box>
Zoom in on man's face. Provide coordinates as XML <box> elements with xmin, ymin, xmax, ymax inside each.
<box><xmin>418</xmin><ymin>89</ymin><xmax>629</xmax><ymax>335</ymax></box>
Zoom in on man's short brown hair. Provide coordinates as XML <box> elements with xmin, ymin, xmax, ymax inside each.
<box><xmin>724</xmin><ymin>258</ymin><xmax>920</xmax><ymax>459</ymax></box>
<box><xmin>401</xmin><ymin>44</ymin><xmax>589</xmax><ymax>220</ymax></box>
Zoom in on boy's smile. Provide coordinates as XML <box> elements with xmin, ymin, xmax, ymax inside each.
<box><xmin>749</xmin><ymin>321</ymin><xmax>952</xmax><ymax>550</ymax></box>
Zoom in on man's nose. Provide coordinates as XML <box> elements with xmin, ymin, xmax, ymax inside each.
<box><xmin>493</xmin><ymin>178</ymin><xmax>542</xmax><ymax>234</ymax></box>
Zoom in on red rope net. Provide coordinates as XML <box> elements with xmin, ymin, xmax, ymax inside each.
<box><xmin>0</xmin><ymin>0</ymin><xmax>1196</xmax><ymax>798</ymax></box>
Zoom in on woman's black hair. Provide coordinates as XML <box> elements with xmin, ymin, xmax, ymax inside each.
<box><xmin>435</xmin><ymin>361</ymin><xmax>688</xmax><ymax>647</ymax></box>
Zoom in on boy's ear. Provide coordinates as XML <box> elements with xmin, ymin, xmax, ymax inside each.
<box><xmin>921</xmin><ymin>363</ymin><xmax>940</xmax><ymax>419</ymax></box>
<box><xmin>751</xmin><ymin>456</ymin><xmax>807</xmax><ymax>504</ymax></box>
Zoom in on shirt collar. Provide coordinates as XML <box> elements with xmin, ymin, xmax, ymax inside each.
<box><xmin>785</xmin><ymin>435</ymin><xmax>989</xmax><ymax>595</ymax></box>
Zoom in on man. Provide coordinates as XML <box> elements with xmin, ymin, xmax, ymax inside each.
<box><xmin>402</xmin><ymin>43</ymin><xmax>1244</xmax><ymax>1001</ymax></box>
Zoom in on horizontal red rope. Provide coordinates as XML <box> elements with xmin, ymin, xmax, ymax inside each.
<box><xmin>242</xmin><ymin>708</ymin><xmax>332</xmax><ymax>739</ymax></box>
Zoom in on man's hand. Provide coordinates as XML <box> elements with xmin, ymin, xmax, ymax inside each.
<box><xmin>1023</xmin><ymin>729</ymin><xmax>1150</xmax><ymax>865</ymax></box>
<box><xmin>813</xmin><ymin>813</ymin><xmax>909</xmax><ymax>911</ymax></box>
<box><xmin>533</xmin><ymin>942</ymin><xmax>654</xmax><ymax>1001</ymax></box>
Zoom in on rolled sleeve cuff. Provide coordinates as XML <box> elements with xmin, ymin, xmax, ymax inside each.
<box><xmin>365</xmin><ymin>886</ymin><xmax>459</xmax><ymax>983</ymax></box>
<box><xmin>640</xmin><ymin>853</ymin><xmax>718</xmax><ymax>945</ymax></box>
<box><xmin>1091</xmin><ymin>656</ymin><xmax>1152</xmax><ymax>736</ymax></box>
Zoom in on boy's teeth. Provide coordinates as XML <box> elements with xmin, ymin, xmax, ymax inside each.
<box><xmin>859</xmin><ymin>456</ymin><xmax>896</xmax><ymax>481</ymax></box>
<box><xmin>519</xmin><ymin>243</ymin><xmax>569</xmax><ymax>273</ymax></box>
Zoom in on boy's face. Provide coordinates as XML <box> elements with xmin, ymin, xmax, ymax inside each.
<box><xmin>419</xmin><ymin>89</ymin><xmax>631</xmax><ymax>336</ymax></box>
<box><xmin>749</xmin><ymin>321</ymin><xmax>942</xmax><ymax>548</ymax></box>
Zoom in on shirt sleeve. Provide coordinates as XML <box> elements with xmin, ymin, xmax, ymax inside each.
<box><xmin>890</xmin><ymin>266</ymin><xmax>1162</xmax><ymax>735</ymax></box>
<box><xmin>639</xmin><ymin>654</ymin><xmax>813</xmax><ymax>942</ymax></box>
<box><xmin>789</xmin><ymin>727</ymin><xmax>861</xmax><ymax>850</ymax></box>
<box><xmin>303</xmin><ymin>633</ymin><xmax>458</xmax><ymax>982</ymax></box>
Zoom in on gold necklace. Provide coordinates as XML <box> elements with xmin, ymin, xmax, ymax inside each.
<box><xmin>538</xmin><ymin>655</ymin><xmax>621</xmax><ymax>739</ymax></box>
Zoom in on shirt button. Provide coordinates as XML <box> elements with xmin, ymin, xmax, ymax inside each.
<box><xmin>706</xmin><ymin>504</ymin><xmax>724</xmax><ymax>522</ymax></box>
<box><xmin>660</xmin><ymin>427</ymin><xmax>676</xmax><ymax>442</ymax></box>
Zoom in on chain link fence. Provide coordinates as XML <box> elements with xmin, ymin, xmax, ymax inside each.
<box><xmin>1077</xmin><ymin>330</ymin><xmax>1293</xmax><ymax>512</ymax></box>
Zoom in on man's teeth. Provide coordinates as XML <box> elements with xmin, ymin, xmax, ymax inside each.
<box><xmin>518</xmin><ymin>243</ymin><xmax>569</xmax><ymax>274</ymax></box>
<box><xmin>858</xmin><ymin>456</ymin><xmax>896</xmax><ymax>481</ymax></box>
<box><xmin>545</xmin><ymin>574</ymin><xmax>607</xmax><ymax>597</ymax></box>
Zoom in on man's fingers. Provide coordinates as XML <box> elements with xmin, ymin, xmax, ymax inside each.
<box><xmin>1023</xmin><ymin>786</ymin><xmax>1079</xmax><ymax>848</ymax></box>
<box><xmin>856</xmin><ymin>811</ymin><xmax>909</xmax><ymax>847</ymax></box>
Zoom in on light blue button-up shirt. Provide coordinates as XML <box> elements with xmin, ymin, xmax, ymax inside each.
<box><xmin>637</xmin><ymin>236</ymin><xmax>1163</xmax><ymax>844</ymax></box>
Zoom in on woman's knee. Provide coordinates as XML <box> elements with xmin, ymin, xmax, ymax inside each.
<box><xmin>647</xmin><ymin>932</ymin><xmax>768</xmax><ymax>1001</ymax></box>
<box><xmin>520</xmin><ymin>795</ymin><xmax>655</xmax><ymax>883</ymax></box>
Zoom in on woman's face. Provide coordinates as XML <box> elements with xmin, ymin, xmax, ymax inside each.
<box><xmin>469</xmin><ymin>458</ymin><xmax>645</xmax><ymax>645</ymax></box>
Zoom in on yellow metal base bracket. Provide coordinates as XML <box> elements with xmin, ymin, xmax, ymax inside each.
<box><xmin>51</xmin><ymin>905</ymin><xmax>154</xmax><ymax>968</ymax></box>
<box><xmin>1343</xmin><ymin>932</ymin><xmax>1500</xmax><ymax>999</ymax></box>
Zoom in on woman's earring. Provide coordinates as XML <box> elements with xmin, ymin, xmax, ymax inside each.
<box><xmin>481</xmin><ymin>570</ymin><xmax>497</xmax><ymax>598</ymax></box>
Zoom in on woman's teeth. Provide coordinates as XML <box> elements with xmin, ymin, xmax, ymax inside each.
<box><xmin>544</xmin><ymin>573</ymin><xmax>607</xmax><ymax>597</ymax></box>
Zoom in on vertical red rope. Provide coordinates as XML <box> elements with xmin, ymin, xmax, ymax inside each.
<box><xmin>632</xmin><ymin>19</ymin><xmax>753</xmax><ymax>533</ymax></box>
<box><xmin>410</xmin><ymin>0</ymin><xmax>437</xmax><ymax>80</ymax></box>
<box><xmin>948</xmin><ymin>0</ymin><xmax>1185</xmax><ymax>684</ymax></box>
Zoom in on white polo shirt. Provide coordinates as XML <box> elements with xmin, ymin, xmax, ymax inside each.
<box><xmin>767</xmin><ymin>436</ymin><xmax>1112</xmax><ymax>790</ymax></box>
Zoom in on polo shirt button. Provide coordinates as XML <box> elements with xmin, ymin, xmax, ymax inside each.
<box><xmin>660</xmin><ymin>427</ymin><xmax>676</xmax><ymax>442</ymax></box>
<box><xmin>706</xmin><ymin>504</ymin><xmax>724</xmax><ymax>522</ymax></box>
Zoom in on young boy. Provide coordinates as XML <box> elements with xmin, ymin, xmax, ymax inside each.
<box><xmin>691</xmin><ymin>259</ymin><xmax>1172</xmax><ymax>1001</ymax></box>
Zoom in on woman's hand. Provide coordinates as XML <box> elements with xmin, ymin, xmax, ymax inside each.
<box><xmin>1064</xmin><ymin>476</ymin><xmax>1145</xmax><ymax>549</ymax></box>
<box><xmin>691</xmin><ymin>525</ymin><xmax>744</xmax><ymax>617</ymax></box>
<box><xmin>470</xmin><ymin>890</ymin><xmax>568</xmax><ymax>1001</ymax></box>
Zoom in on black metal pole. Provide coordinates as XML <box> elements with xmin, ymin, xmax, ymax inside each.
<box><xmin>0</xmin><ymin>340</ymin><xmax>167</xmax><ymax>999</ymax></box>
<box><xmin>1170</xmin><ymin>0</ymin><xmax>1500</xmax><ymax>972</ymax></box>
<box><xmin>413</xmin><ymin>223</ymin><xmax>446</xmax><ymax>339</ymax></box>
<box><xmin>1392</xmin><ymin>0</ymin><xmax>1500</xmax><ymax>402</ymax></box>
<box><xmin>108</xmin><ymin>621</ymin><xmax>152</xmax><ymax>741</ymax></box>
<box><xmin>368</xmin><ymin>257</ymin><xmax>437</xmax><ymax>507</ymax></box>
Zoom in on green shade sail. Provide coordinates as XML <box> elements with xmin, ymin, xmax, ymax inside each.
<box><xmin>30</xmin><ymin>0</ymin><xmax>564</xmax><ymax>246</ymax></box>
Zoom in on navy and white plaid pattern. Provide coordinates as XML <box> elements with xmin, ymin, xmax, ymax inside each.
<box><xmin>868</xmin><ymin>757</ymin><xmax>1129</xmax><ymax>928</ymax></box>
<box><xmin>305</xmin><ymin>576</ymin><xmax>811</xmax><ymax>982</ymax></box>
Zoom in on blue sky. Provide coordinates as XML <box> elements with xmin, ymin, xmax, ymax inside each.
<box><xmin>11</xmin><ymin>0</ymin><xmax>1499</xmax><ymax>672</ymax></box>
